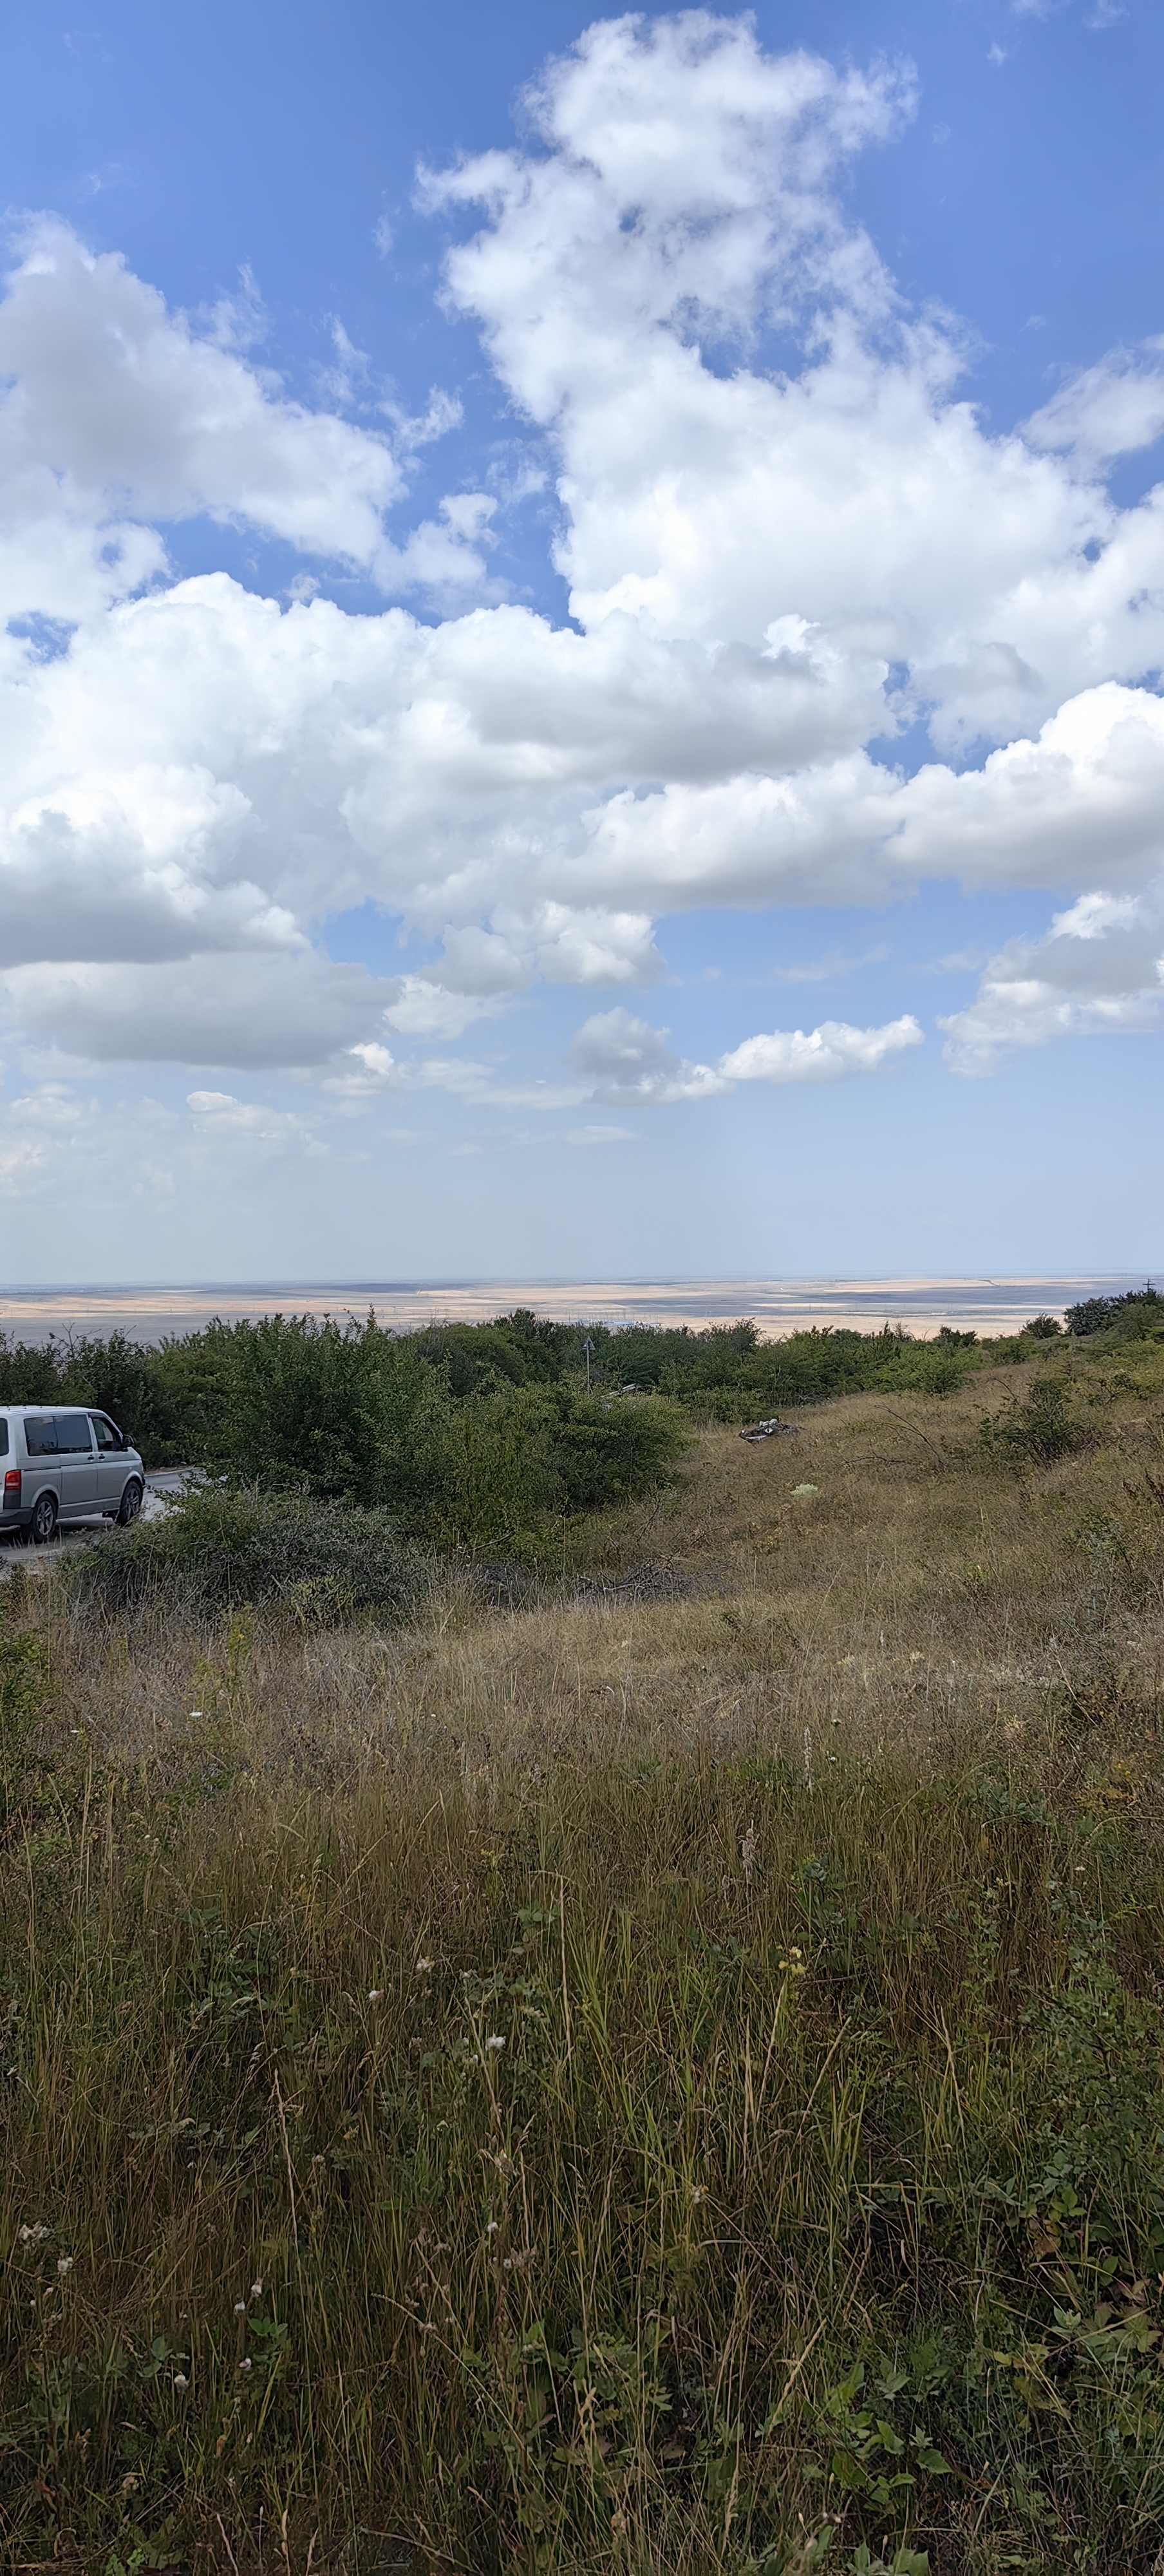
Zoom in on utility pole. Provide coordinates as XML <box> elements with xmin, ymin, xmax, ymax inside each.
<box><xmin>582</xmin><ymin>1333</ymin><xmax>594</xmax><ymax>1392</ymax></box>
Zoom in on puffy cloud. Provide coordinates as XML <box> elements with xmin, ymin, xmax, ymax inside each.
<box><xmin>0</xmin><ymin>219</ymin><xmax>481</xmax><ymax>623</ymax></box>
<box><xmin>1025</xmin><ymin>345</ymin><xmax>1164</xmax><ymax>469</ymax></box>
<box><xmin>323</xmin><ymin>1041</ymin><xmax>400</xmax><ymax>1097</ymax></box>
<box><xmin>2</xmin><ymin>951</ymin><xmax>402</xmax><ymax>1070</ymax></box>
<box><xmin>1</xmin><ymin>14</ymin><xmax>1164</xmax><ymax>1092</ymax></box>
<box><xmin>0</xmin><ymin>1081</ymin><xmax>102</xmax><ymax>1199</ymax></box>
<box><xmin>433</xmin><ymin>12</ymin><xmax>1164</xmax><ymax>752</ymax></box>
<box><xmin>890</xmin><ymin>685</ymin><xmax>1164</xmax><ymax>894</ymax></box>
<box><xmin>941</xmin><ymin>882</ymin><xmax>1164</xmax><ymax>1072</ymax></box>
<box><xmin>719</xmin><ymin>1014</ymin><xmax>922</xmax><ymax>1082</ymax></box>
<box><xmin>568</xmin><ymin>1003</ymin><xmax>921</xmax><ymax>1103</ymax></box>
<box><xmin>0</xmin><ymin>762</ymin><xmax>299</xmax><ymax>965</ymax></box>
<box><xmin>568</xmin><ymin>1007</ymin><xmax>723</xmax><ymax>1103</ymax></box>
<box><xmin>187</xmin><ymin>1088</ymin><xmax>322</xmax><ymax>1149</ymax></box>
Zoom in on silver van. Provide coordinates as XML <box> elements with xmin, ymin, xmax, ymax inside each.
<box><xmin>0</xmin><ymin>1406</ymin><xmax>144</xmax><ymax>1545</ymax></box>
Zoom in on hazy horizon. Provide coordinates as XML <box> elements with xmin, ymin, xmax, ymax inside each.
<box><xmin>1</xmin><ymin>1271</ymin><xmax>1150</xmax><ymax>1347</ymax></box>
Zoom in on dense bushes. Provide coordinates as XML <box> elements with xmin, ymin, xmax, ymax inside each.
<box><xmin>1066</xmin><ymin>1286</ymin><xmax>1164</xmax><ymax>1340</ymax></box>
<box><xmin>0</xmin><ymin>1314</ymin><xmax>691</xmax><ymax>1544</ymax></box>
<box><xmin>0</xmin><ymin>1308</ymin><xmax>988</xmax><ymax>1483</ymax></box>
<box><xmin>0</xmin><ymin>1300</ymin><xmax>1075</xmax><ymax>1551</ymax></box>
<box><xmin>65</xmin><ymin>1484</ymin><xmax>428</xmax><ymax>1623</ymax></box>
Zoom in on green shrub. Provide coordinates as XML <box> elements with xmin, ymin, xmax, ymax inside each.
<box><xmin>872</xmin><ymin>1344</ymin><xmax>970</xmax><ymax>1396</ymax></box>
<box><xmin>1066</xmin><ymin>1288</ymin><xmax>1164</xmax><ymax>1340</ymax></box>
<box><xmin>62</xmin><ymin>1484</ymin><xmax>428</xmax><ymax>1624</ymax></box>
<box><xmin>168</xmin><ymin>1320</ymin><xmax>690</xmax><ymax>1545</ymax></box>
<box><xmin>0</xmin><ymin>1332</ymin><xmax>60</xmax><ymax>1406</ymax></box>
<box><xmin>0</xmin><ymin>1601</ymin><xmax>47</xmax><ymax>1820</ymax></box>
<box><xmin>547</xmin><ymin>1388</ymin><xmax>691</xmax><ymax>1510</ymax></box>
<box><xmin>981</xmin><ymin>1375</ymin><xmax>1084</xmax><ymax>1469</ymax></box>
<box><xmin>420</xmin><ymin>1384</ymin><xmax>561</xmax><ymax>1548</ymax></box>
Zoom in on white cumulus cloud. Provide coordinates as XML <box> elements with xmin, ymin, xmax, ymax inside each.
<box><xmin>568</xmin><ymin>1003</ymin><xmax>921</xmax><ymax>1103</ymax></box>
<box><xmin>0</xmin><ymin>12</ymin><xmax>1163</xmax><ymax>1095</ymax></box>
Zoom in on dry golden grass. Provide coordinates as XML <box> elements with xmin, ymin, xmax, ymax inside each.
<box><xmin>42</xmin><ymin>1352</ymin><xmax>1164</xmax><ymax>1807</ymax></box>
<box><xmin>3</xmin><ymin>1349</ymin><xmax>1164</xmax><ymax>2576</ymax></box>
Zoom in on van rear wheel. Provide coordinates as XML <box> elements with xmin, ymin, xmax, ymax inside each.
<box><xmin>29</xmin><ymin>1491</ymin><xmax>58</xmax><ymax>1546</ymax></box>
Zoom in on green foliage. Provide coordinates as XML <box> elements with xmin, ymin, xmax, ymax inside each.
<box><xmin>765</xmin><ymin>1326</ymin><xmax>977</xmax><ymax>1409</ymax></box>
<box><xmin>0</xmin><ymin>1332</ymin><xmax>61</xmax><ymax>1405</ymax></box>
<box><xmin>1026</xmin><ymin>1313</ymin><xmax>1064</xmax><ymax>1339</ymax></box>
<box><xmin>1065</xmin><ymin>1287</ymin><xmax>1164</xmax><ymax>1341</ymax></box>
<box><xmin>546</xmin><ymin>1387</ymin><xmax>691</xmax><ymax>1511</ymax></box>
<box><xmin>2</xmin><ymin>1298</ymin><xmax>1146</xmax><ymax>1572</ymax></box>
<box><xmin>61</xmin><ymin>1483</ymin><xmax>427</xmax><ymax>1624</ymax></box>
<box><xmin>0</xmin><ymin>1600</ymin><xmax>47</xmax><ymax>1819</ymax></box>
<box><xmin>0</xmin><ymin>1312</ymin><xmax>690</xmax><ymax>1546</ymax></box>
<box><xmin>981</xmin><ymin>1374</ymin><xmax>1084</xmax><ymax>1469</ymax></box>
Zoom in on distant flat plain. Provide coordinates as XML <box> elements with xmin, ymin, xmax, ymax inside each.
<box><xmin>0</xmin><ymin>1275</ymin><xmax>1147</xmax><ymax>1344</ymax></box>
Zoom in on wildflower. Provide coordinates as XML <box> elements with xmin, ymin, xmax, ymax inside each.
<box><xmin>57</xmin><ymin>2255</ymin><xmax>73</xmax><ymax>2275</ymax></box>
<box><xmin>485</xmin><ymin>2220</ymin><xmax>499</xmax><ymax>2235</ymax></box>
<box><xmin>415</xmin><ymin>1958</ymin><xmax>434</xmax><ymax>1974</ymax></box>
<box><xmin>368</xmin><ymin>1989</ymin><xmax>383</xmax><ymax>2002</ymax></box>
<box><xmin>250</xmin><ymin>2279</ymin><xmax>263</xmax><ymax>2299</ymax></box>
<box><xmin>238</xmin><ymin>2356</ymin><xmax>252</xmax><ymax>2372</ymax></box>
<box><xmin>18</xmin><ymin>2223</ymin><xmax>49</xmax><ymax>2244</ymax></box>
<box><xmin>234</xmin><ymin>2299</ymin><xmax>246</xmax><ymax>2313</ymax></box>
<box><xmin>173</xmin><ymin>2373</ymin><xmax>189</xmax><ymax>2393</ymax></box>
<box><xmin>689</xmin><ymin>2184</ymin><xmax>708</xmax><ymax>2205</ymax></box>
<box><xmin>740</xmin><ymin>1820</ymin><xmax>757</xmax><ymax>1889</ymax></box>
<box><xmin>484</xmin><ymin>2034</ymin><xmax>505</xmax><ymax>2052</ymax></box>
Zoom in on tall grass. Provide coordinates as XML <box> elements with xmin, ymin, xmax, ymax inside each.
<box><xmin>3</xmin><ymin>1349</ymin><xmax>1164</xmax><ymax>2574</ymax></box>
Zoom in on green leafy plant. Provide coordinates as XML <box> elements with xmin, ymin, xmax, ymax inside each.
<box><xmin>981</xmin><ymin>1374</ymin><xmax>1083</xmax><ymax>1468</ymax></box>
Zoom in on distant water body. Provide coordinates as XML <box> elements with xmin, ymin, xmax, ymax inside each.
<box><xmin>0</xmin><ymin>1276</ymin><xmax>1149</xmax><ymax>1345</ymax></box>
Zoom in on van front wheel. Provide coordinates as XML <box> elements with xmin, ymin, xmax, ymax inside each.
<box><xmin>117</xmin><ymin>1478</ymin><xmax>144</xmax><ymax>1526</ymax></box>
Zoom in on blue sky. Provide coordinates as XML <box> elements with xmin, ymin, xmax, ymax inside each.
<box><xmin>1</xmin><ymin>0</ymin><xmax>1161</xmax><ymax>1282</ymax></box>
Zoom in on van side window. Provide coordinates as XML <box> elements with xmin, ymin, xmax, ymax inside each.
<box><xmin>54</xmin><ymin>1414</ymin><xmax>95</xmax><ymax>1454</ymax></box>
<box><xmin>91</xmin><ymin>1416</ymin><xmax>122</xmax><ymax>1450</ymax></box>
<box><xmin>24</xmin><ymin>1419</ymin><xmax>57</xmax><ymax>1456</ymax></box>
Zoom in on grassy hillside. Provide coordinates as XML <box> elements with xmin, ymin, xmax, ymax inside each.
<box><xmin>3</xmin><ymin>1331</ymin><xmax>1164</xmax><ymax>2573</ymax></box>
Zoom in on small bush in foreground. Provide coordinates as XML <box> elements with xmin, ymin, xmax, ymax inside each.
<box><xmin>981</xmin><ymin>1373</ymin><xmax>1084</xmax><ymax>1469</ymax></box>
<box><xmin>62</xmin><ymin>1483</ymin><xmax>427</xmax><ymax>1624</ymax></box>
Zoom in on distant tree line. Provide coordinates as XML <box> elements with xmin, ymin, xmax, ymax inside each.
<box><xmin>1064</xmin><ymin>1285</ymin><xmax>1164</xmax><ymax>1339</ymax></box>
<box><xmin>1</xmin><ymin>1294</ymin><xmax>1158</xmax><ymax>1546</ymax></box>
